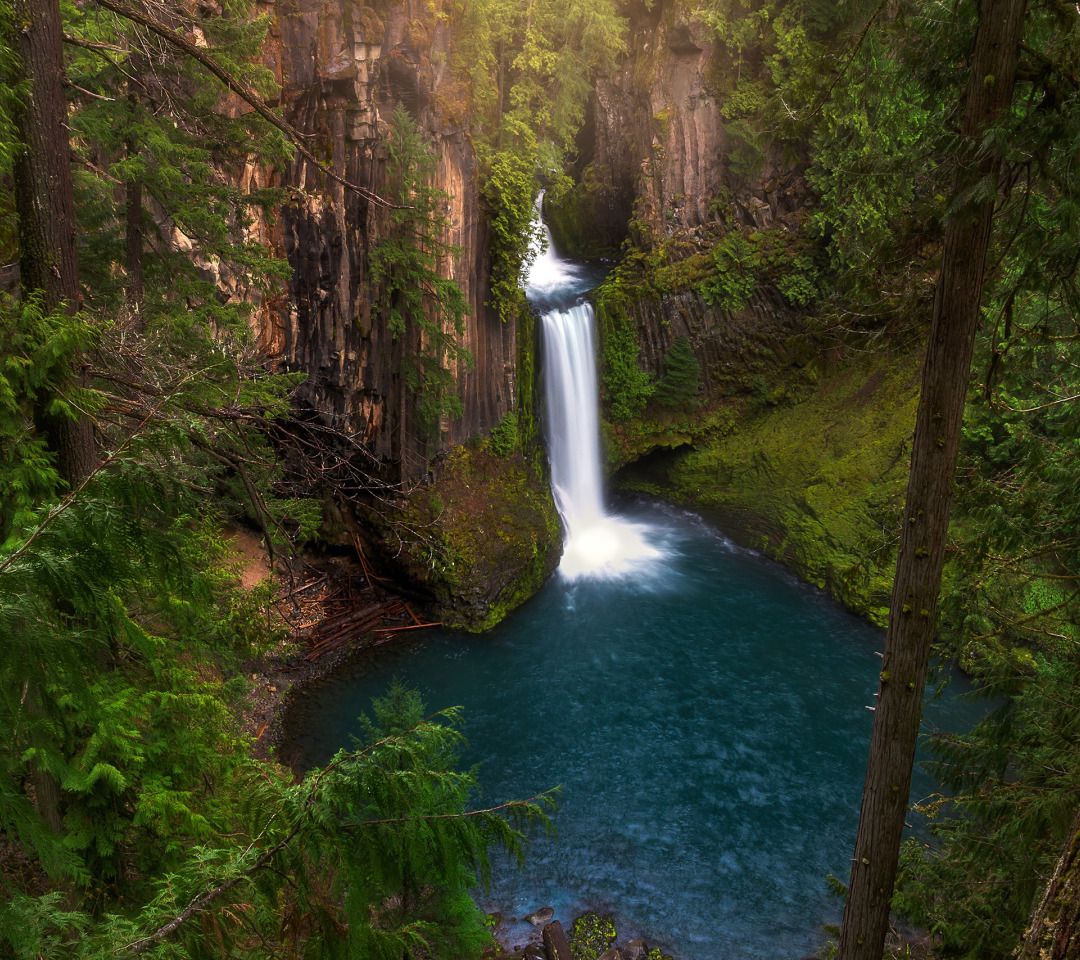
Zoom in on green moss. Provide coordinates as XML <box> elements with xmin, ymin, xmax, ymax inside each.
<box><xmin>389</xmin><ymin>443</ymin><xmax>561</xmax><ymax>632</ymax></box>
<box><xmin>616</xmin><ymin>354</ymin><xmax>920</xmax><ymax>624</ymax></box>
<box><xmin>568</xmin><ymin>912</ymin><xmax>618</xmax><ymax>960</ymax></box>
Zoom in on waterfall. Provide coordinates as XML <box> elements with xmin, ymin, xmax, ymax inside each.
<box><xmin>526</xmin><ymin>204</ymin><xmax>660</xmax><ymax>580</ymax></box>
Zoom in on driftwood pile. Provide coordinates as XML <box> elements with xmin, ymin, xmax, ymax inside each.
<box><xmin>279</xmin><ymin>569</ymin><xmax>439</xmax><ymax>665</ymax></box>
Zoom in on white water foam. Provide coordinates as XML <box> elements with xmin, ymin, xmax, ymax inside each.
<box><xmin>527</xmin><ymin>204</ymin><xmax>663</xmax><ymax>580</ymax></box>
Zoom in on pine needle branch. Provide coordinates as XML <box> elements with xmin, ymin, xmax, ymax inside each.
<box><xmin>87</xmin><ymin>0</ymin><xmax>402</xmax><ymax>209</ymax></box>
<box><xmin>0</xmin><ymin>379</ymin><xmax>192</xmax><ymax>577</ymax></box>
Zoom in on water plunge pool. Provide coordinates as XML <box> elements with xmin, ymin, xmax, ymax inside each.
<box><xmin>285</xmin><ymin>502</ymin><xmax>981</xmax><ymax>960</ymax></box>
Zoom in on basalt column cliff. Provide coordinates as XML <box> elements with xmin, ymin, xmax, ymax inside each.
<box><xmin>256</xmin><ymin>0</ymin><xmax>514</xmax><ymax>482</ymax></box>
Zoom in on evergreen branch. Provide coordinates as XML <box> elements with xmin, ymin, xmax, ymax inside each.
<box><xmin>86</xmin><ymin>0</ymin><xmax>400</xmax><ymax>209</ymax></box>
<box><xmin>121</xmin><ymin>711</ymin><xmax>511</xmax><ymax>952</ymax></box>
<box><xmin>0</xmin><ymin>381</ymin><xmax>190</xmax><ymax>577</ymax></box>
<box><xmin>342</xmin><ymin>793</ymin><xmax>556</xmax><ymax>828</ymax></box>
<box><xmin>123</xmin><ymin>820</ymin><xmax>303</xmax><ymax>954</ymax></box>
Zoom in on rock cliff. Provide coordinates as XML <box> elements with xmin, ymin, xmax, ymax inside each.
<box><xmin>258</xmin><ymin>0</ymin><xmax>516</xmax><ymax>482</ymax></box>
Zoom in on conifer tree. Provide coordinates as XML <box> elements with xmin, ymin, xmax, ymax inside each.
<box><xmin>656</xmin><ymin>336</ymin><xmax>703</xmax><ymax>407</ymax></box>
<box><xmin>371</xmin><ymin>104</ymin><xmax>470</xmax><ymax>451</ymax></box>
<box><xmin>838</xmin><ymin>3</ymin><xmax>1028</xmax><ymax>957</ymax></box>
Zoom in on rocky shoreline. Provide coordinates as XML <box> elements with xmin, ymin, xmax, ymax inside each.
<box><xmin>494</xmin><ymin>909</ymin><xmax>677</xmax><ymax>960</ymax></box>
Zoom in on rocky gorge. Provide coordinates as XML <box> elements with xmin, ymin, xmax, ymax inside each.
<box><xmin>239</xmin><ymin>0</ymin><xmax>917</xmax><ymax>631</ymax></box>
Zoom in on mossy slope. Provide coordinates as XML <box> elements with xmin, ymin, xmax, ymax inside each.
<box><xmin>617</xmin><ymin>356</ymin><xmax>919</xmax><ymax>624</ymax></box>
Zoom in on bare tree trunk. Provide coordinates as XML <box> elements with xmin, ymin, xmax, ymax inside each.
<box><xmin>10</xmin><ymin>0</ymin><xmax>96</xmax><ymax>485</ymax></box>
<box><xmin>837</xmin><ymin>3</ymin><xmax>1028</xmax><ymax>958</ymax></box>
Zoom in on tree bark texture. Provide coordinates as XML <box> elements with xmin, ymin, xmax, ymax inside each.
<box><xmin>9</xmin><ymin>0</ymin><xmax>96</xmax><ymax>484</ymax></box>
<box><xmin>1017</xmin><ymin>809</ymin><xmax>1080</xmax><ymax>960</ymax></box>
<box><xmin>837</xmin><ymin>3</ymin><xmax>1028</xmax><ymax>958</ymax></box>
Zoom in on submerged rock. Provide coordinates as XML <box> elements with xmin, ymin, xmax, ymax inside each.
<box><xmin>525</xmin><ymin>907</ymin><xmax>555</xmax><ymax>926</ymax></box>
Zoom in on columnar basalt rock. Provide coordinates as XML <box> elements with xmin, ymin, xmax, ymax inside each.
<box><xmin>258</xmin><ymin>0</ymin><xmax>515</xmax><ymax>481</ymax></box>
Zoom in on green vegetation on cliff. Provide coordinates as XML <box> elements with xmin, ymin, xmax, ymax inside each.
<box><xmin>617</xmin><ymin>354</ymin><xmax>917</xmax><ymax>624</ymax></box>
<box><xmin>372</xmin><ymin>104</ymin><xmax>470</xmax><ymax>447</ymax></box>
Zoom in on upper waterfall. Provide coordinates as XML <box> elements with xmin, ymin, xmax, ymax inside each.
<box><xmin>526</xmin><ymin>201</ymin><xmax>662</xmax><ymax>580</ymax></box>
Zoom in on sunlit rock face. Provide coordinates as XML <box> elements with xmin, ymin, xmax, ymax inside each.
<box><xmin>573</xmin><ymin>0</ymin><xmax>812</xmax><ymax>246</ymax></box>
<box><xmin>251</xmin><ymin>0</ymin><xmax>514</xmax><ymax>480</ymax></box>
<box><xmin>556</xmin><ymin>0</ymin><xmax>816</xmax><ymax>402</ymax></box>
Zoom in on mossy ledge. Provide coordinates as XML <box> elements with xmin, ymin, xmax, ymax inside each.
<box><xmin>384</xmin><ymin>439</ymin><xmax>562</xmax><ymax>632</ymax></box>
<box><xmin>612</xmin><ymin>352</ymin><xmax>920</xmax><ymax>626</ymax></box>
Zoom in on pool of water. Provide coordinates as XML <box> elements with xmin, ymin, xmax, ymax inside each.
<box><xmin>285</xmin><ymin>501</ymin><xmax>983</xmax><ymax>960</ymax></box>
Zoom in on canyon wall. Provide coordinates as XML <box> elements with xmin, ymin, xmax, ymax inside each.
<box><xmin>257</xmin><ymin>0</ymin><xmax>514</xmax><ymax>481</ymax></box>
<box><xmin>558</xmin><ymin>0</ymin><xmax>912</xmax><ymax>622</ymax></box>
<box><xmin>553</xmin><ymin>0</ymin><xmax>814</xmax><ymax>394</ymax></box>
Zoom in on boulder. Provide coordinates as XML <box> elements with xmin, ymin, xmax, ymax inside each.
<box><xmin>623</xmin><ymin>940</ymin><xmax>648</xmax><ymax>960</ymax></box>
<box><xmin>568</xmin><ymin>911</ymin><xmax>618</xmax><ymax>958</ymax></box>
<box><xmin>525</xmin><ymin>906</ymin><xmax>556</xmax><ymax>926</ymax></box>
<box><xmin>543</xmin><ymin>920</ymin><xmax>575</xmax><ymax>960</ymax></box>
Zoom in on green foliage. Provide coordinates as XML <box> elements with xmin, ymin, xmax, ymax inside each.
<box><xmin>0</xmin><ymin>685</ymin><xmax>554</xmax><ymax>959</ymax></box>
<box><xmin>298</xmin><ymin>681</ymin><xmax>555</xmax><ymax>960</ymax></box>
<box><xmin>371</xmin><ymin>104</ymin><xmax>471</xmax><ymax>445</ymax></box>
<box><xmin>594</xmin><ymin>274</ymin><xmax>655</xmax><ymax>421</ymax></box>
<box><xmin>0</xmin><ymin>295</ymin><xmax>95</xmax><ymax>540</ymax></box>
<box><xmin>481</xmin><ymin>138</ymin><xmax>541</xmax><ymax>323</ymax></box>
<box><xmin>803</xmin><ymin>31</ymin><xmax>938</xmax><ymax>281</ymax></box>
<box><xmin>488</xmin><ymin>411</ymin><xmax>520</xmax><ymax>457</ymax></box>
<box><xmin>776</xmin><ymin>255</ymin><xmax>821</xmax><ymax>306</ymax></box>
<box><xmin>61</xmin><ymin>0</ymin><xmax>292</xmax><ymax>335</ymax></box>
<box><xmin>895</xmin><ymin>656</ymin><xmax>1080</xmax><ymax>959</ymax></box>
<box><xmin>699</xmin><ymin>231</ymin><xmax>757</xmax><ymax>311</ymax></box>
<box><xmin>655</xmin><ymin>336</ymin><xmax>703</xmax><ymax>408</ymax></box>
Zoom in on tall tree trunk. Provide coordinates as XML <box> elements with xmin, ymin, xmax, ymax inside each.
<box><xmin>1017</xmin><ymin>809</ymin><xmax>1080</xmax><ymax>960</ymax></box>
<box><xmin>6</xmin><ymin>0</ymin><xmax>95</xmax><ymax>859</ymax></box>
<box><xmin>125</xmin><ymin>165</ymin><xmax>144</xmax><ymax>328</ymax></box>
<box><xmin>10</xmin><ymin>0</ymin><xmax>96</xmax><ymax>485</ymax></box>
<box><xmin>837</xmin><ymin>3</ymin><xmax>1028</xmax><ymax>958</ymax></box>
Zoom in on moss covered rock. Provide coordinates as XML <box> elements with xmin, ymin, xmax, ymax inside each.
<box><xmin>568</xmin><ymin>912</ymin><xmax>618</xmax><ymax>960</ymax></box>
<box><xmin>388</xmin><ymin>441</ymin><xmax>562</xmax><ymax>632</ymax></box>
<box><xmin>616</xmin><ymin>354</ymin><xmax>920</xmax><ymax>624</ymax></box>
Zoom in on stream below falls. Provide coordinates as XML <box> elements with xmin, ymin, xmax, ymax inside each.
<box><xmin>285</xmin><ymin>215</ymin><xmax>986</xmax><ymax>959</ymax></box>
